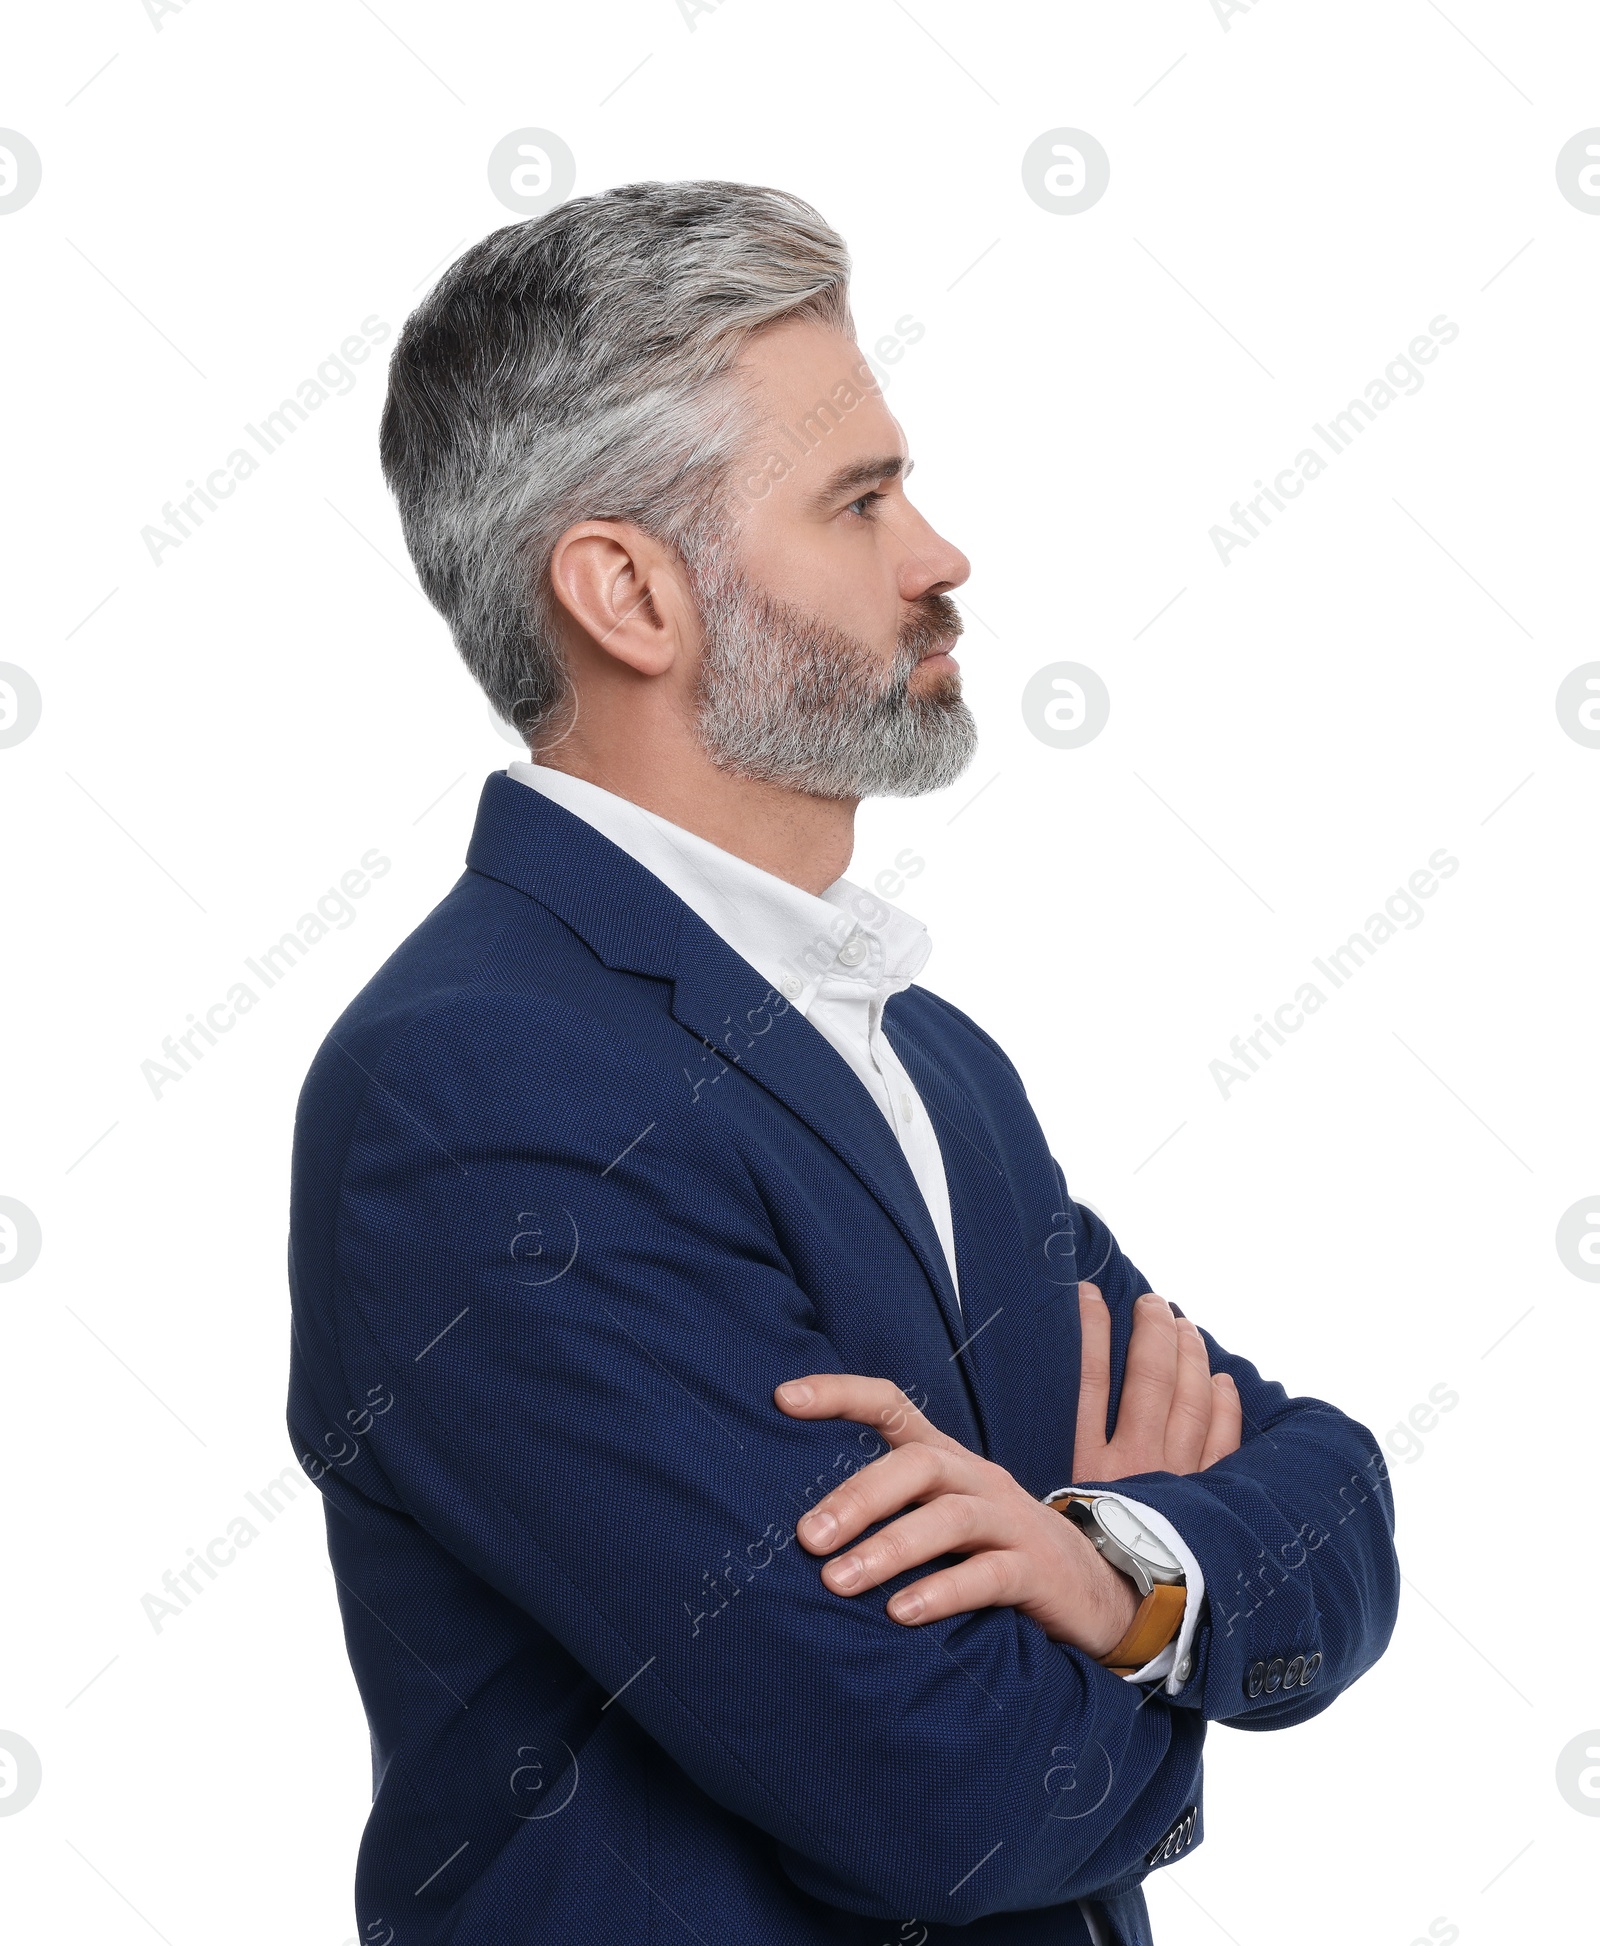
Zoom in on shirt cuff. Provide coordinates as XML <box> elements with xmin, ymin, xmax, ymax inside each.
<box><xmin>1041</xmin><ymin>1488</ymin><xmax>1205</xmax><ymax>1696</ymax></box>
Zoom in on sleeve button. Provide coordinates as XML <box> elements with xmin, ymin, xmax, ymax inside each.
<box><xmin>1302</xmin><ymin>1650</ymin><xmax>1322</xmax><ymax>1685</ymax></box>
<box><xmin>1264</xmin><ymin>1657</ymin><xmax>1285</xmax><ymax>1693</ymax></box>
<box><xmin>1245</xmin><ymin>1660</ymin><xmax>1266</xmax><ymax>1698</ymax></box>
<box><xmin>1284</xmin><ymin>1655</ymin><xmax>1305</xmax><ymax>1688</ymax></box>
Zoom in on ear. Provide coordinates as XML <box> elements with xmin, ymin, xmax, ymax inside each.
<box><xmin>547</xmin><ymin>519</ymin><xmax>694</xmax><ymax>676</ymax></box>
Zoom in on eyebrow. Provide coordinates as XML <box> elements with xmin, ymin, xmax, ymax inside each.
<box><xmin>808</xmin><ymin>453</ymin><xmax>915</xmax><ymax>509</ymax></box>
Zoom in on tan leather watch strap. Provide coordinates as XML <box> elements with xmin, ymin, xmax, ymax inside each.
<box><xmin>1046</xmin><ymin>1492</ymin><xmax>1188</xmax><ymax>1675</ymax></box>
<box><xmin>1100</xmin><ymin>1583</ymin><xmax>1187</xmax><ymax>1676</ymax></box>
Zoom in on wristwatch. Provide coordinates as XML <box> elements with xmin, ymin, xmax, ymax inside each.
<box><xmin>1047</xmin><ymin>1492</ymin><xmax>1187</xmax><ymax>1676</ymax></box>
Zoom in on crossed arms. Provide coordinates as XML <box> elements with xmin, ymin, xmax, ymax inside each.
<box><xmin>309</xmin><ymin>1001</ymin><xmax>1401</xmax><ymax>1923</ymax></box>
<box><xmin>777</xmin><ymin>1285</ymin><xmax>1243</xmax><ymax>1661</ymax></box>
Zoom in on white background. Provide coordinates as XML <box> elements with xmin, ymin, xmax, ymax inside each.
<box><xmin>3</xmin><ymin>1</ymin><xmax>1597</xmax><ymax>1940</ymax></box>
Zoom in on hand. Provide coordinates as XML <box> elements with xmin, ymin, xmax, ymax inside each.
<box><xmin>1073</xmin><ymin>1283</ymin><xmax>1241</xmax><ymax>1482</ymax></box>
<box><xmin>774</xmin><ymin>1376</ymin><xmax>1140</xmax><ymax>1657</ymax></box>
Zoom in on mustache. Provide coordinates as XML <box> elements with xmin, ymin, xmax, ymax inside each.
<box><xmin>895</xmin><ymin>593</ymin><xmax>964</xmax><ymax>666</ymax></box>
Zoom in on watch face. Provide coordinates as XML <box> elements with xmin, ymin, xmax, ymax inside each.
<box><xmin>1095</xmin><ymin>1499</ymin><xmax>1182</xmax><ymax>1579</ymax></box>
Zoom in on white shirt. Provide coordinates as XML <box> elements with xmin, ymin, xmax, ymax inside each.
<box><xmin>505</xmin><ymin>761</ymin><xmax>1204</xmax><ymax>1719</ymax></box>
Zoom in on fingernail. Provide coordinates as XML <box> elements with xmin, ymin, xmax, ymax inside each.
<box><xmin>1138</xmin><ymin>1293</ymin><xmax>1168</xmax><ymax>1310</ymax></box>
<box><xmin>802</xmin><ymin>1510</ymin><xmax>836</xmax><ymax>1546</ymax></box>
<box><xmin>890</xmin><ymin>1592</ymin><xmax>923</xmax><ymax>1622</ymax></box>
<box><xmin>1079</xmin><ymin>1283</ymin><xmax>1102</xmax><ymax>1301</ymax></box>
<box><xmin>778</xmin><ymin>1382</ymin><xmax>814</xmax><ymax>1407</ymax></box>
<box><xmin>829</xmin><ymin>1556</ymin><xmax>862</xmax><ymax>1590</ymax></box>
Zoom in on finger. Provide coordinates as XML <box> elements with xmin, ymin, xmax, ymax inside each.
<box><xmin>775</xmin><ymin>1375</ymin><xmax>963</xmax><ymax>1452</ymax></box>
<box><xmin>1072</xmin><ymin>1284</ymin><xmax>1112</xmax><ymax>1475</ymax></box>
<box><xmin>883</xmin><ymin>1550</ymin><xmax>1021</xmax><ymax>1627</ymax></box>
<box><xmin>1200</xmin><ymin>1372</ymin><xmax>1243</xmax><ymax>1469</ymax></box>
<box><xmin>1163</xmin><ymin>1317</ymin><xmax>1217</xmax><ymax>1474</ymax></box>
<box><xmin>1109</xmin><ymin>1293</ymin><xmax>1180</xmax><ymax>1470</ymax></box>
<box><xmin>817</xmin><ymin>1494</ymin><xmax>1004</xmax><ymax>1597</ymax></box>
<box><xmin>797</xmin><ymin>1442</ymin><xmax>987</xmax><ymax>1554</ymax></box>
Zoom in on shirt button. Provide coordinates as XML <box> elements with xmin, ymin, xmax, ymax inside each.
<box><xmin>1174</xmin><ymin>1654</ymin><xmax>1191</xmax><ymax>1683</ymax></box>
<box><xmin>779</xmin><ymin>976</ymin><xmax>802</xmax><ymax>999</ymax></box>
<box><xmin>900</xmin><ymin>1093</ymin><xmax>915</xmax><ymax>1120</ymax></box>
<box><xmin>836</xmin><ymin>936</ymin><xmax>867</xmax><ymax>968</ymax></box>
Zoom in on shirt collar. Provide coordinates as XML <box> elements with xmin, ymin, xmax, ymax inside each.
<box><xmin>506</xmin><ymin>761</ymin><xmax>932</xmax><ymax>1012</ymax></box>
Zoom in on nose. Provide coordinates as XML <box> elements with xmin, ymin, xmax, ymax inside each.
<box><xmin>899</xmin><ymin>501</ymin><xmax>970</xmax><ymax>601</ymax></box>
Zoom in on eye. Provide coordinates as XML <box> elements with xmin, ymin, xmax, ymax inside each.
<box><xmin>845</xmin><ymin>489</ymin><xmax>887</xmax><ymax>519</ymax></box>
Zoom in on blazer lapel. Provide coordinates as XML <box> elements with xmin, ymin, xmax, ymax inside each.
<box><xmin>464</xmin><ymin>773</ymin><xmax>972</xmax><ymax>1366</ymax></box>
<box><xmin>885</xmin><ymin>1005</ymin><xmax>1076</xmax><ymax>1495</ymax></box>
<box><xmin>669</xmin><ymin>920</ymin><xmax>970</xmax><ymax>1362</ymax></box>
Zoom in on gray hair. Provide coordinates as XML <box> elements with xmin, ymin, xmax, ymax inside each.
<box><xmin>379</xmin><ymin>180</ymin><xmax>854</xmax><ymax>739</ymax></box>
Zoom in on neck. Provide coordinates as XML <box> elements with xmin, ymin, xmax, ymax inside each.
<box><xmin>530</xmin><ymin>744</ymin><xmax>858</xmax><ymax>898</ymax></box>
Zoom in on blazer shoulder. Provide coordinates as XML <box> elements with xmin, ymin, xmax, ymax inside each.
<box><xmin>895</xmin><ymin>982</ymin><xmax>1026</xmax><ymax>1087</ymax></box>
<box><xmin>291</xmin><ymin>868</ymin><xmax>648</xmax><ymax>1167</ymax></box>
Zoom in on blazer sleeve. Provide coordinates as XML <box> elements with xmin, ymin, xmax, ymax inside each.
<box><xmin>307</xmin><ymin>996</ymin><xmax>1212</xmax><ymax>1924</ymax></box>
<box><xmin>1062</xmin><ymin>1191</ymin><xmax>1401</xmax><ymax>1732</ymax></box>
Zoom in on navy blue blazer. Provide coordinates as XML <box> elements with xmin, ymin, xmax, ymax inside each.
<box><xmin>286</xmin><ymin>771</ymin><xmax>1399</xmax><ymax>1946</ymax></box>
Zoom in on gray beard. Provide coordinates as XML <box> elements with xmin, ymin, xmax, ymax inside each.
<box><xmin>684</xmin><ymin>538</ymin><xmax>978</xmax><ymax>800</ymax></box>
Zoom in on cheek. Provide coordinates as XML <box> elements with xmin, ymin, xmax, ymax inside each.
<box><xmin>770</xmin><ymin>534</ymin><xmax>896</xmax><ymax>630</ymax></box>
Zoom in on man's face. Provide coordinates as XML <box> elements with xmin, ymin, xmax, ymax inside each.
<box><xmin>681</xmin><ymin>317</ymin><xmax>977</xmax><ymax>800</ymax></box>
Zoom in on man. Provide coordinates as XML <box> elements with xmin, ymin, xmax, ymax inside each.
<box><xmin>287</xmin><ymin>180</ymin><xmax>1398</xmax><ymax>1945</ymax></box>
